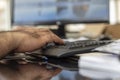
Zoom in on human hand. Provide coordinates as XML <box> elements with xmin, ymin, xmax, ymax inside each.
<box><xmin>12</xmin><ymin>27</ymin><xmax>64</xmax><ymax>52</ymax></box>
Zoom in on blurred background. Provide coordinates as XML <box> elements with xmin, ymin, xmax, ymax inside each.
<box><xmin>0</xmin><ymin>0</ymin><xmax>120</xmax><ymax>80</ymax></box>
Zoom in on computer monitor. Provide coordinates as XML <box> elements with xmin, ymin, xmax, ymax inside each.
<box><xmin>11</xmin><ymin>0</ymin><xmax>109</xmax><ymax>38</ymax></box>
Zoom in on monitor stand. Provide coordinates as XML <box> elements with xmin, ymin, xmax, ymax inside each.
<box><xmin>50</xmin><ymin>24</ymin><xmax>66</xmax><ymax>39</ymax></box>
<box><xmin>57</xmin><ymin>24</ymin><xmax>66</xmax><ymax>39</ymax></box>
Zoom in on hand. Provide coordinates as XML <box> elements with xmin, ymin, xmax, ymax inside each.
<box><xmin>12</xmin><ymin>27</ymin><xmax>64</xmax><ymax>52</ymax></box>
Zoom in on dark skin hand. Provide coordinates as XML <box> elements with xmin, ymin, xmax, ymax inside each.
<box><xmin>0</xmin><ymin>27</ymin><xmax>64</xmax><ymax>80</ymax></box>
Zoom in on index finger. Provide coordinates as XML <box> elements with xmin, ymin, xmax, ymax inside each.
<box><xmin>51</xmin><ymin>33</ymin><xmax>64</xmax><ymax>44</ymax></box>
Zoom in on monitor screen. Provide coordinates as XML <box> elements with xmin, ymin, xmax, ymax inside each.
<box><xmin>12</xmin><ymin>0</ymin><xmax>109</xmax><ymax>25</ymax></box>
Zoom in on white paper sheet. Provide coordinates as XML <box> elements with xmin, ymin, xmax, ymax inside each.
<box><xmin>79</xmin><ymin>54</ymin><xmax>120</xmax><ymax>79</ymax></box>
<box><xmin>94</xmin><ymin>39</ymin><xmax>120</xmax><ymax>55</ymax></box>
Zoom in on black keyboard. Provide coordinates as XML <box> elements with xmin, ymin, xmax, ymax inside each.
<box><xmin>42</xmin><ymin>40</ymin><xmax>113</xmax><ymax>58</ymax></box>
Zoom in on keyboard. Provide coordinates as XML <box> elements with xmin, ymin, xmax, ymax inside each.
<box><xmin>0</xmin><ymin>40</ymin><xmax>113</xmax><ymax>71</ymax></box>
<box><xmin>42</xmin><ymin>40</ymin><xmax>113</xmax><ymax>58</ymax></box>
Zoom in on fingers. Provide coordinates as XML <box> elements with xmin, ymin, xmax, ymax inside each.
<box><xmin>39</xmin><ymin>30</ymin><xmax>64</xmax><ymax>45</ymax></box>
<box><xmin>38</xmin><ymin>29</ymin><xmax>64</xmax><ymax>44</ymax></box>
<box><xmin>51</xmin><ymin>33</ymin><xmax>64</xmax><ymax>44</ymax></box>
<box><xmin>39</xmin><ymin>30</ymin><xmax>64</xmax><ymax>44</ymax></box>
